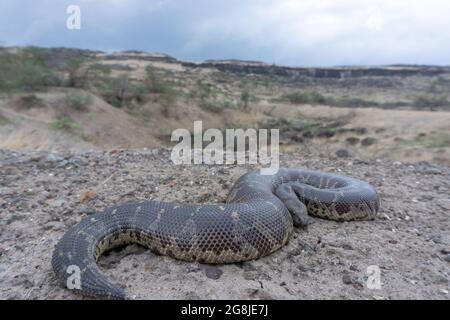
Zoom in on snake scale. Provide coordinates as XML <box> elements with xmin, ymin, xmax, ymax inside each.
<box><xmin>52</xmin><ymin>168</ymin><xmax>379</xmax><ymax>299</ymax></box>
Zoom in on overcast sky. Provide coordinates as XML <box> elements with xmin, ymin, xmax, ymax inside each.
<box><xmin>1</xmin><ymin>0</ymin><xmax>450</xmax><ymax>66</ymax></box>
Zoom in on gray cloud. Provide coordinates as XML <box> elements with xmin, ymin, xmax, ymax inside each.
<box><xmin>1</xmin><ymin>0</ymin><xmax>449</xmax><ymax>66</ymax></box>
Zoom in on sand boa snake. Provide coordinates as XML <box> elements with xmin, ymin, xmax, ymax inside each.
<box><xmin>52</xmin><ymin>168</ymin><xmax>379</xmax><ymax>299</ymax></box>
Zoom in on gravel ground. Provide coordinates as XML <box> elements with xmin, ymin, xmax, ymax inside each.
<box><xmin>0</xmin><ymin>148</ymin><xmax>449</xmax><ymax>300</ymax></box>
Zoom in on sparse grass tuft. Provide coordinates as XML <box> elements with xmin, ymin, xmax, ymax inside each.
<box><xmin>282</xmin><ymin>90</ymin><xmax>450</xmax><ymax>111</ymax></box>
<box><xmin>143</xmin><ymin>65</ymin><xmax>179</xmax><ymax>114</ymax></box>
<box><xmin>145</xmin><ymin>65</ymin><xmax>175</xmax><ymax>94</ymax></box>
<box><xmin>194</xmin><ymin>80</ymin><xmax>236</xmax><ymax>113</ymax></box>
<box><xmin>224</xmin><ymin>122</ymin><xmax>241</xmax><ymax>129</ymax></box>
<box><xmin>66</xmin><ymin>57</ymin><xmax>89</xmax><ymax>87</ymax></box>
<box><xmin>199</xmin><ymin>100</ymin><xmax>224</xmax><ymax>113</ymax></box>
<box><xmin>88</xmin><ymin>63</ymin><xmax>112</xmax><ymax>76</ymax></box>
<box><xmin>430</xmin><ymin>76</ymin><xmax>450</xmax><ymax>93</ymax></box>
<box><xmin>50</xmin><ymin>116</ymin><xmax>80</xmax><ymax>131</ymax></box>
<box><xmin>94</xmin><ymin>76</ymin><xmax>148</xmax><ymax>108</ymax></box>
<box><xmin>399</xmin><ymin>134</ymin><xmax>450</xmax><ymax>149</ymax></box>
<box><xmin>282</xmin><ymin>91</ymin><xmax>327</xmax><ymax>105</ymax></box>
<box><xmin>64</xmin><ymin>92</ymin><xmax>91</xmax><ymax>111</ymax></box>
<box><xmin>158</xmin><ymin>127</ymin><xmax>171</xmax><ymax>137</ymax></box>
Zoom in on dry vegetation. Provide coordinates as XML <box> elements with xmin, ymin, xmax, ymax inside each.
<box><xmin>0</xmin><ymin>47</ymin><xmax>449</xmax><ymax>301</ymax></box>
<box><xmin>0</xmin><ymin>46</ymin><xmax>449</xmax><ymax>164</ymax></box>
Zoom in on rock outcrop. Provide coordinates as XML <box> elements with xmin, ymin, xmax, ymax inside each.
<box><xmin>182</xmin><ymin>60</ymin><xmax>450</xmax><ymax>79</ymax></box>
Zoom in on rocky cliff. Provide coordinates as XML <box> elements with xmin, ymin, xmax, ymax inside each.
<box><xmin>182</xmin><ymin>60</ymin><xmax>450</xmax><ymax>79</ymax></box>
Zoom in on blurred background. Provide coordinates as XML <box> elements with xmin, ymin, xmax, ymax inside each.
<box><xmin>0</xmin><ymin>0</ymin><xmax>449</xmax><ymax>164</ymax></box>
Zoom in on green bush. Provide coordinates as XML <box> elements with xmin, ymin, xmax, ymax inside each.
<box><xmin>72</xmin><ymin>63</ymin><xmax>112</xmax><ymax>90</ymax></box>
<box><xmin>282</xmin><ymin>91</ymin><xmax>385</xmax><ymax>108</ymax></box>
<box><xmin>432</xmin><ymin>76</ymin><xmax>450</xmax><ymax>88</ymax></box>
<box><xmin>334</xmin><ymin>97</ymin><xmax>380</xmax><ymax>108</ymax></box>
<box><xmin>159</xmin><ymin>127</ymin><xmax>171</xmax><ymax>137</ymax></box>
<box><xmin>145</xmin><ymin>65</ymin><xmax>173</xmax><ymax>94</ymax></box>
<box><xmin>222</xmin><ymin>99</ymin><xmax>236</xmax><ymax>109</ymax></box>
<box><xmin>399</xmin><ymin>134</ymin><xmax>450</xmax><ymax>149</ymax></box>
<box><xmin>50</xmin><ymin>116</ymin><xmax>80</xmax><ymax>130</ymax></box>
<box><xmin>66</xmin><ymin>57</ymin><xmax>88</xmax><ymax>87</ymax></box>
<box><xmin>412</xmin><ymin>96</ymin><xmax>449</xmax><ymax>110</ymax></box>
<box><xmin>144</xmin><ymin>65</ymin><xmax>178</xmax><ymax>114</ymax></box>
<box><xmin>196</xmin><ymin>80</ymin><xmax>227</xmax><ymax>102</ymax></box>
<box><xmin>199</xmin><ymin>98</ymin><xmax>236</xmax><ymax>113</ymax></box>
<box><xmin>282</xmin><ymin>91</ymin><xmax>327</xmax><ymax>105</ymax></box>
<box><xmin>240</xmin><ymin>90</ymin><xmax>258</xmax><ymax>110</ymax></box>
<box><xmin>94</xmin><ymin>76</ymin><xmax>138</xmax><ymax>107</ymax></box>
<box><xmin>193</xmin><ymin>80</ymin><xmax>235</xmax><ymax>113</ymax></box>
<box><xmin>240</xmin><ymin>90</ymin><xmax>251</xmax><ymax>110</ymax></box>
<box><xmin>0</xmin><ymin>47</ymin><xmax>62</xmax><ymax>92</ymax></box>
<box><xmin>64</xmin><ymin>92</ymin><xmax>91</xmax><ymax>111</ymax></box>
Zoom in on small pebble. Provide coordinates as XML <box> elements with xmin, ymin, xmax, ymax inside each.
<box><xmin>342</xmin><ymin>274</ymin><xmax>353</xmax><ymax>285</ymax></box>
<box><xmin>203</xmin><ymin>265</ymin><xmax>223</xmax><ymax>280</ymax></box>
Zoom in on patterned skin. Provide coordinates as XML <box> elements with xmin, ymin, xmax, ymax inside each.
<box><xmin>52</xmin><ymin>168</ymin><xmax>379</xmax><ymax>299</ymax></box>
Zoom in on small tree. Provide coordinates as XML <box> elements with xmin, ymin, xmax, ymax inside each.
<box><xmin>241</xmin><ymin>90</ymin><xmax>251</xmax><ymax>110</ymax></box>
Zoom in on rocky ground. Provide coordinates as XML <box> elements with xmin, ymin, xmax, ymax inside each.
<box><xmin>0</xmin><ymin>148</ymin><xmax>449</xmax><ymax>300</ymax></box>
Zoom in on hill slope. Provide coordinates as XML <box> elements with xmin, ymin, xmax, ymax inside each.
<box><xmin>0</xmin><ymin>47</ymin><xmax>449</xmax><ymax>164</ymax></box>
<box><xmin>0</xmin><ymin>149</ymin><xmax>448</xmax><ymax>299</ymax></box>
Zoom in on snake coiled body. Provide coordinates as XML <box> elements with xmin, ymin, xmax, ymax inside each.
<box><xmin>52</xmin><ymin>168</ymin><xmax>379</xmax><ymax>299</ymax></box>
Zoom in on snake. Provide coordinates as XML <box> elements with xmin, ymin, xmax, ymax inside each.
<box><xmin>51</xmin><ymin>168</ymin><xmax>379</xmax><ymax>299</ymax></box>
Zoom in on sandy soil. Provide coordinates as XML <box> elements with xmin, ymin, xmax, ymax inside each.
<box><xmin>262</xmin><ymin>101</ymin><xmax>450</xmax><ymax>164</ymax></box>
<box><xmin>0</xmin><ymin>148</ymin><xmax>449</xmax><ymax>300</ymax></box>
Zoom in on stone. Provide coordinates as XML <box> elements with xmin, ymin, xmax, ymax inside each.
<box><xmin>47</xmin><ymin>153</ymin><xmax>64</xmax><ymax>162</ymax></box>
<box><xmin>354</xmin><ymin>127</ymin><xmax>368</xmax><ymax>135</ymax></box>
<box><xmin>203</xmin><ymin>265</ymin><xmax>223</xmax><ymax>280</ymax></box>
<box><xmin>316</xmin><ymin>130</ymin><xmax>335</xmax><ymax>138</ymax></box>
<box><xmin>50</xmin><ymin>198</ymin><xmax>66</xmax><ymax>208</ymax></box>
<box><xmin>186</xmin><ymin>263</ymin><xmax>201</xmax><ymax>273</ymax></box>
<box><xmin>423</xmin><ymin>168</ymin><xmax>442</xmax><ymax>175</ymax></box>
<box><xmin>243</xmin><ymin>271</ymin><xmax>258</xmax><ymax>281</ymax></box>
<box><xmin>342</xmin><ymin>274</ymin><xmax>353</xmax><ymax>284</ymax></box>
<box><xmin>336</xmin><ymin>149</ymin><xmax>350</xmax><ymax>158</ymax></box>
